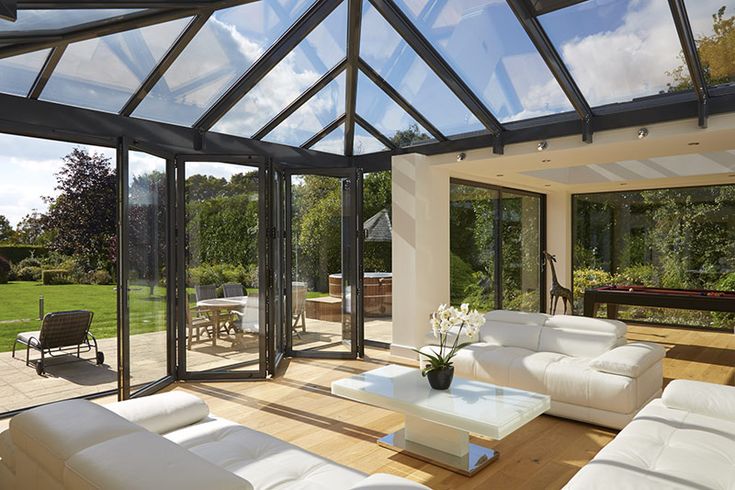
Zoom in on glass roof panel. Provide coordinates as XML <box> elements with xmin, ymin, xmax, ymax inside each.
<box><xmin>310</xmin><ymin>123</ymin><xmax>345</xmax><ymax>154</ymax></box>
<box><xmin>356</xmin><ymin>71</ymin><xmax>432</xmax><ymax>146</ymax></box>
<box><xmin>212</xmin><ymin>1</ymin><xmax>347</xmax><ymax>137</ymax></box>
<box><xmin>540</xmin><ymin>0</ymin><xmax>691</xmax><ymax>106</ymax></box>
<box><xmin>683</xmin><ymin>0</ymin><xmax>735</xmax><ymax>89</ymax></box>
<box><xmin>0</xmin><ymin>10</ymin><xmax>140</xmax><ymax>34</ymax></box>
<box><xmin>133</xmin><ymin>0</ymin><xmax>313</xmax><ymax>126</ymax></box>
<box><xmin>0</xmin><ymin>49</ymin><xmax>49</xmax><ymax>96</ymax></box>
<box><xmin>40</xmin><ymin>18</ymin><xmax>190</xmax><ymax>113</ymax></box>
<box><xmin>264</xmin><ymin>71</ymin><xmax>345</xmax><ymax>146</ymax></box>
<box><xmin>393</xmin><ymin>0</ymin><xmax>573</xmax><ymax>123</ymax></box>
<box><xmin>360</xmin><ymin>3</ymin><xmax>482</xmax><ymax>136</ymax></box>
<box><xmin>354</xmin><ymin>123</ymin><xmax>388</xmax><ymax>155</ymax></box>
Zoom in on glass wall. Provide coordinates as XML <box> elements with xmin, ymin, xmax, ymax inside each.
<box><xmin>127</xmin><ymin>152</ymin><xmax>168</xmax><ymax>389</ymax></box>
<box><xmin>184</xmin><ymin>161</ymin><xmax>262</xmax><ymax>372</ymax></box>
<box><xmin>450</xmin><ymin>180</ymin><xmax>544</xmax><ymax>313</ymax></box>
<box><xmin>573</xmin><ymin>185</ymin><xmax>735</xmax><ymax>329</ymax></box>
<box><xmin>363</xmin><ymin>171</ymin><xmax>392</xmax><ymax>345</ymax></box>
<box><xmin>0</xmin><ymin>134</ymin><xmax>118</xmax><ymax>413</ymax></box>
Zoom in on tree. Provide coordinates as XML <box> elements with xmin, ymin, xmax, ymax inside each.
<box><xmin>129</xmin><ymin>171</ymin><xmax>167</xmax><ymax>294</ymax></box>
<box><xmin>669</xmin><ymin>6</ymin><xmax>735</xmax><ymax>91</ymax></box>
<box><xmin>390</xmin><ymin>123</ymin><xmax>431</xmax><ymax>147</ymax></box>
<box><xmin>15</xmin><ymin>211</ymin><xmax>50</xmax><ymax>245</ymax></box>
<box><xmin>0</xmin><ymin>215</ymin><xmax>13</xmax><ymax>242</ymax></box>
<box><xmin>43</xmin><ymin>148</ymin><xmax>117</xmax><ymax>272</ymax></box>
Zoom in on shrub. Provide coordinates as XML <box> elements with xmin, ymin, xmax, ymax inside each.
<box><xmin>573</xmin><ymin>268</ymin><xmax>613</xmax><ymax>313</ymax></box>
<box><xmin>90</xmin><ymin>269</ymin><xmax>113</xmax><ymax>285</ymax></box>
<box><xmin>15</xmin><ymin>265</ymin><xmax>42</xmax><ymax>282</ymax></box>
<box><xmin>188</xmin><ymin>263</ymin><xmax>256</xmax><ymax>291</ymax></box>
<box><xmin>0</xmin><ymin>256</ymin><xmax>9</xmax><ymax>284</ymax></box>
<box><xmin>42</xmin><ymin>269</ymin><xmax>73</xmax><ymax>285</ymax></box>
<box><xmin>0</xmin><ymin>245</ymin><xmax>47</xmax><ymax>264</ymax></box>
<box><xmin>17</xmin><ymin>257</ymin><xmax>42</xmax><ymax>269</ymax></box>
<box><xmin>614</xmin><ymin>264</ymin><xmax>657</xmax><ymax>287</ymax></box>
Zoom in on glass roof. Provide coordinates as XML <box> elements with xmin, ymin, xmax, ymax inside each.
<box><xmin>0</xmin><ymin>49</ymin><xmax>50</xmax><ymax>96</ymax></box>
<box><xmin>540</xmin><ymin>0</ymin><xmax>690</xmax><ymax>106</ymax></box>
<box><xmin>0</xmin><ymin>9</ymin><xmax>140</xmax><ymax>34</ymax></box>
<box><xmin>133</xmin><ymin>0</ymin><xmax>313</xmax><ymax>126</ymax></box>
<box><xmin>0</xmin><ymin>1</ymin><xmax>720</xmax><ymax>156</ymax></box>
<box><xmin>212</xmin><ymin>1</ymin><xmax>347</xmax><ymax>138</ymax></box>
<box><xmin>392</xmin><ymin>0</ymin><xmax>574</xmax><ymax>122</ymax></box>
<box><xmin>683</xmin><ymin>0</ymin><xmax>735</xmax><ymax>89</ymax></box>
<box><xmin>41</xmin><ymin>18</ymin><xmax>190</xmax><ymax>113</ymax></box>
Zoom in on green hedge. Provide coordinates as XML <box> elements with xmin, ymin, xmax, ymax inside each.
<box><xmin>42</xmin><ymin>269</ymin><xmax>73</xmax><ymax>285</ymax></box>
<box><xmin>0</xmin><ymin>245</ymin><xmax>48</xmax><ymax>264</ymax></box>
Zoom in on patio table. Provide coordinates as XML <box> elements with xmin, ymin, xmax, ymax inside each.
<box><xmin>196</xmin><ymin>296</ymin><xmax>248</xmax><ymax>347</ymax></box>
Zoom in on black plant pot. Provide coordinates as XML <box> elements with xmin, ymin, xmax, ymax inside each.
<box><xmin>427</xmin><ymin>366</ymin><xmax>454</xmax><ymax>390</ymax></box>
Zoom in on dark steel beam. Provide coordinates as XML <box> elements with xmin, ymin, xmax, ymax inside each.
<box><xmin>668</xmin><ymin>0</ymin><xmax>709</xmax><ymax>128</ymax></box>
<box><xmin>27</xmin><ymin>44</ymin><xmax>65</xmax><ymax>99</ymax></box>
<box><xmin>0</xmin><ymin>0</ymin><xmax>16</xmax><ymax>21</ymax></box>
<box><xmin>354</xmin><ymin>114</ymin><xmax>396</xmax><ymax>150</ymax></box>
<box><xmin>120</xmin><ymin>12</ymin><xmax>211</xmax><ymax>116</ymax></box>
<box><xmin>0</xmin><ymin>92</ymin><xmax>350</xmax><ymax>167</ymax></box>
<box><xmin>195</xmin><ymin>0</ymin><xmax>343</xmax><ymax>131</ymax></box>
<box><xmin>17</xmin><ymin>0</ymin><xmax>218</xmax><ymax>6</ymax></box>
<box><xmin>359</xmin><ymin>58</ymin><xmax>446</xmax><ymax>142</ymax></box>
<box><xmin>344</xmin><ymin>0</ymin><xmax>362</xmax><ymax>156</ymax></box>
<box><xmin>526</xmin><ymin>0</ymin><xmax>585</xmax><ymax>15</ymax></box>
<box><xmin>302</xmin><ymin>114</ymin><xmax>346</xmax><ymax>148</ymax></box>
<box><xmin>369</xmin><ymin>0</ymin><xmax>504</xmax><ymax>142</ymax></box>
<box><xmin>506</xmin><ymin>0</ymin><xmax>594</xmax><ymax>142</ymax></box>
<box><xmin>253</xmin><ymin>59</ymin><xmax>347</xmax><ymax>140</ymax></box>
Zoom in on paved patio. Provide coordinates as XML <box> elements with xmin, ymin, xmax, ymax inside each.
<box><xmin>0</xmin><ymin>317</ymin><xmax>393</xmax><ymax>414</ymax></box>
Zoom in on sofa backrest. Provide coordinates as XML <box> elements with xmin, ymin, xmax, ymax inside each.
<box><xmin>480</xmin><ymin>310</ymin><xmax>549</xmax><ymax>351</ymax></box>
<box><xmin>539</xmin><ymin>315</ymin><xmax>626</xmax><ymax>358</ymax></box>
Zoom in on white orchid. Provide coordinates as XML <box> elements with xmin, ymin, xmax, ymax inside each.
<box><xmin>417</xmin><ymin>303</ymin><xmax>485</xmax><ymax>377</ymax></box>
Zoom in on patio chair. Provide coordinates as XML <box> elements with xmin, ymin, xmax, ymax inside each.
<box><xmin>12</xmin><ymin>310</ymin><xmax>103</xmax><ymax>376</ymax></box>
<box><xmin>186</xmin><ymin>299</ymin><xmax>215</xmax><ymax>350</ymax></box>
<box><xmin>222</xmin><ymin>283</ymin><xmax>244</xmax><ymax>298</ymax></box>
<box><xmin>195</xmin><ymin>284</ymin><xmax>217</xmax><ymax>302</ymax></box>
<box><xmin>292</xmin><ymin>282</ymin><xmax>307</xmax><ymax>336</ymax></box>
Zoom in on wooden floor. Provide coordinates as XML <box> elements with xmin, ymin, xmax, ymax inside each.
<box><xmin>1</xmin><ymin>324</ymin><xmax>732</xmax><ymax>489</ymax></box>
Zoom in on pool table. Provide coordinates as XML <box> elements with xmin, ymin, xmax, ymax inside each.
<box><xmin>583</xmin><ymin>285</ymin><xmax>735</xmax><ymax>319</ymax></box>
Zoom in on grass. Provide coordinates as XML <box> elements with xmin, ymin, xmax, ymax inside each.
<box><xmin>0</xmin><ymin>281</ymin><xmax>167</xmax><ymax>353</ymax></box>
<box><xmin>0</xmin><ymin>281</ymin><xmax>330</xmax><ymax>353</ymax></box>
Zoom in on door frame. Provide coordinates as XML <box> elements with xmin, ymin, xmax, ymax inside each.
<box><xmin>283</xmin><ymin>166</ymin><xmax>363</xmax><ymax>359</ymax></box>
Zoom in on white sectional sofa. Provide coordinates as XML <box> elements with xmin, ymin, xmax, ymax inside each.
<box><xmin>421</xmin><ymin>310</ymin><xmax>665</xmax><ymax>429</ymax></box>
<box><xmin>0</xmin><ymin>391</ymin><xmax>428</xmax><ymax>490</ymax></box>
<box><xmin>565</xmin><ymin>379</ymin><xmax>735</xmax><ymax>489</ymax></box>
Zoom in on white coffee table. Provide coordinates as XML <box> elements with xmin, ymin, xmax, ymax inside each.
<box><xmin>331</xmin><ymin>364</ymin><xmax>550</xmax><ymax>476</ymax></box>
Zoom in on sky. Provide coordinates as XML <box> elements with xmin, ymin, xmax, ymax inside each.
<box><xmin>0</xmin><ymin>0</ymin><xmax>733</xmax><ymax>219</ymax></box>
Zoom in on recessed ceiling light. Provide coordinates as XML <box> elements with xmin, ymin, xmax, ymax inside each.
<box><xmin>637</xmin><ymin>128</ymin><xmax>649</xmax><ymax>139</ymax></box>
<box><xmin>537</xmin><ymin>141</ymin><xmax>548</xmax><ymax>151</ymax></box>
<box><xmin>456</xmin><ymin>152</ymin><xmax>466</xmax><ymax>162</ymax></box>
<box><xmin>688</xmin><ymin>142</ymin><xmax>700</xmax><ymax>146</ymax></box>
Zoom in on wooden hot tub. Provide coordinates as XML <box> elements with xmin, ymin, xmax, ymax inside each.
<box><xmin>328</xmin><ymin>272</ymin><xmax>392</xmax><ymax>317</ymax></box>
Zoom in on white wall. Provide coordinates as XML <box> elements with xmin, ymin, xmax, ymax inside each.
<box><xmin>391</xmin><ymin>154</ymin><xmax>451</xmax><ymax>359</ymax></box>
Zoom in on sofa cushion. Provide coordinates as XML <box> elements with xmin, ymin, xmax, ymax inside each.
<box><xmin>564</xmin><ymin>399</ymin><xmax>735</xmax><ymax>490</ymax></box>
<box><xmin>589</xmin><ymin>342</ymin><xmax>666</xmax><ymax>377</ymax></box>
<box><xmin>450</xmin><ymin>344</ymin><xmax>534</xmax><ymax>387</ymax></box>
<box><xmin>538</xmin><ymin>328</ymin><xmax>620</xmax><ymax>358</ymax></box>
<box><xmin>0</xmin><ymin>429</ymin><xmax>14</xmax><ymax>473</ymax></box>
<box><xmin>349</xmin><ymin>473</ymin><xmax>429</xmax><ymax>489</ymax></box>
<box><xmin>480</xmin><ymin>321</ymin><xmax>543</xmax><ymax>351</ymax></box>
<box><xmin>165</xmin><ymin>416</ymin><xmax>367</xmax><ymax>490</ymax></box>
<box><xmin>106</xmin><ymin>391</ymin><xmax>209</xmax><ymax>434</ymax></box>
<box><xmin>545</xmin><ymin>315</ymin><xmax>626</xmax><ymax>338</ymax></box>
<box><xmin>64</xmin><ymin>431</ymin><xmax>251</xmax><ymax>490</ymax></box>
<box><xmin>10</xmin><ymin>399</ymin><xmax>143</xmax><ymax>481</ymax></box>
<box><xmin>662</xmin><ymin>379</ymin><xmax>735</xmax><ymax>421</ymax></box>
<box><xmin>485</xmin><ymin>310</ymin><xmax>550</xmax><ymax>326</ymax></box>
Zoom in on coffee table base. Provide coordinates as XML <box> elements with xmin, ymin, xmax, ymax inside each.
<box><xmin>378</xmin><ymin>429</ymin><xmax>498</xmax><ymax>477</ymax></box>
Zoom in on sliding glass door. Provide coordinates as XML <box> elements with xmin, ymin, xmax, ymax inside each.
<box><xmin>285</xmin><ymin>168</ymin><xmax>362</xmax><ymax>358</ymax></box>
<box><xmin>450</xmin><ymin>179</ymin><xmax>545</xmax><ymax>313</ymax></box>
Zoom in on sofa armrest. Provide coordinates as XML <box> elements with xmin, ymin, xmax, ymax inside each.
<box><xmin>350</xmin><ymin>473</ymin><xmax>429</xmax><ymax>489</ymax></box>
<box><xmin>589</xmin><ymin>342</ymin><xmax>665</xmax><ymax>378</ymax></box>
<box><xmin>105</xmin><ymin>392</ymin><xmax>209</xmax><ymax>434</ymax></box>
<box><xmin>662</xmin><ymin>379</ymin><xmax>735</xmax><ymax>421</ymax></box>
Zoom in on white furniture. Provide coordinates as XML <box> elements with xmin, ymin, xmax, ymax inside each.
<box><xmin>0</xmin><ymin>391</ymin><xmax>429</xmax><ymax>490</ymax></box>
<box><xmin>564</xmin><ymin>379</ymin><xmax>735</xmax><ymax>489</ymax></box>
<box><xmin>331</xmin><ymin>364</ymin><xmax>550</xmax><ymax>476</ymax></box>
<box><xmin>420</xmin><ymin>310</ymin><xmax>665</xmax><ymax>429</ymax></box>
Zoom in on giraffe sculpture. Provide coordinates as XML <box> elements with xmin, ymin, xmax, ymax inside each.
<box><xmin>544</xmin><ymin>251</ymin><xmax>573</xmax><ymax>315</ymax></box>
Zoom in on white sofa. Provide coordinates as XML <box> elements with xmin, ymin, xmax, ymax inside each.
<box><xmin>0</xmin><ymin>391</ymin><xmax>429</xmax><ymax>490</ymax></box>
<box><xmin>565</xmin><ymin>379</ymin><xmax>735</xmax><ymax>489</ymax></box>
<box><xmin>421</xmin><ymin>310</ymin><xmax>665</xmax><ymax>429</ymax></box>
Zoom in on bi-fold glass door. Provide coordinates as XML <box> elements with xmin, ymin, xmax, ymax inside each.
<box><xmin>283</xmin><ymin>167</ymin><xmax>363</xmax><ymax>358</ymax></box>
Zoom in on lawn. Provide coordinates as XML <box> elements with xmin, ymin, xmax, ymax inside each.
<box><xmin>0</xmin><ymin>281</ymin><xmax>167</xmax><ymax>353</ymax></box>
